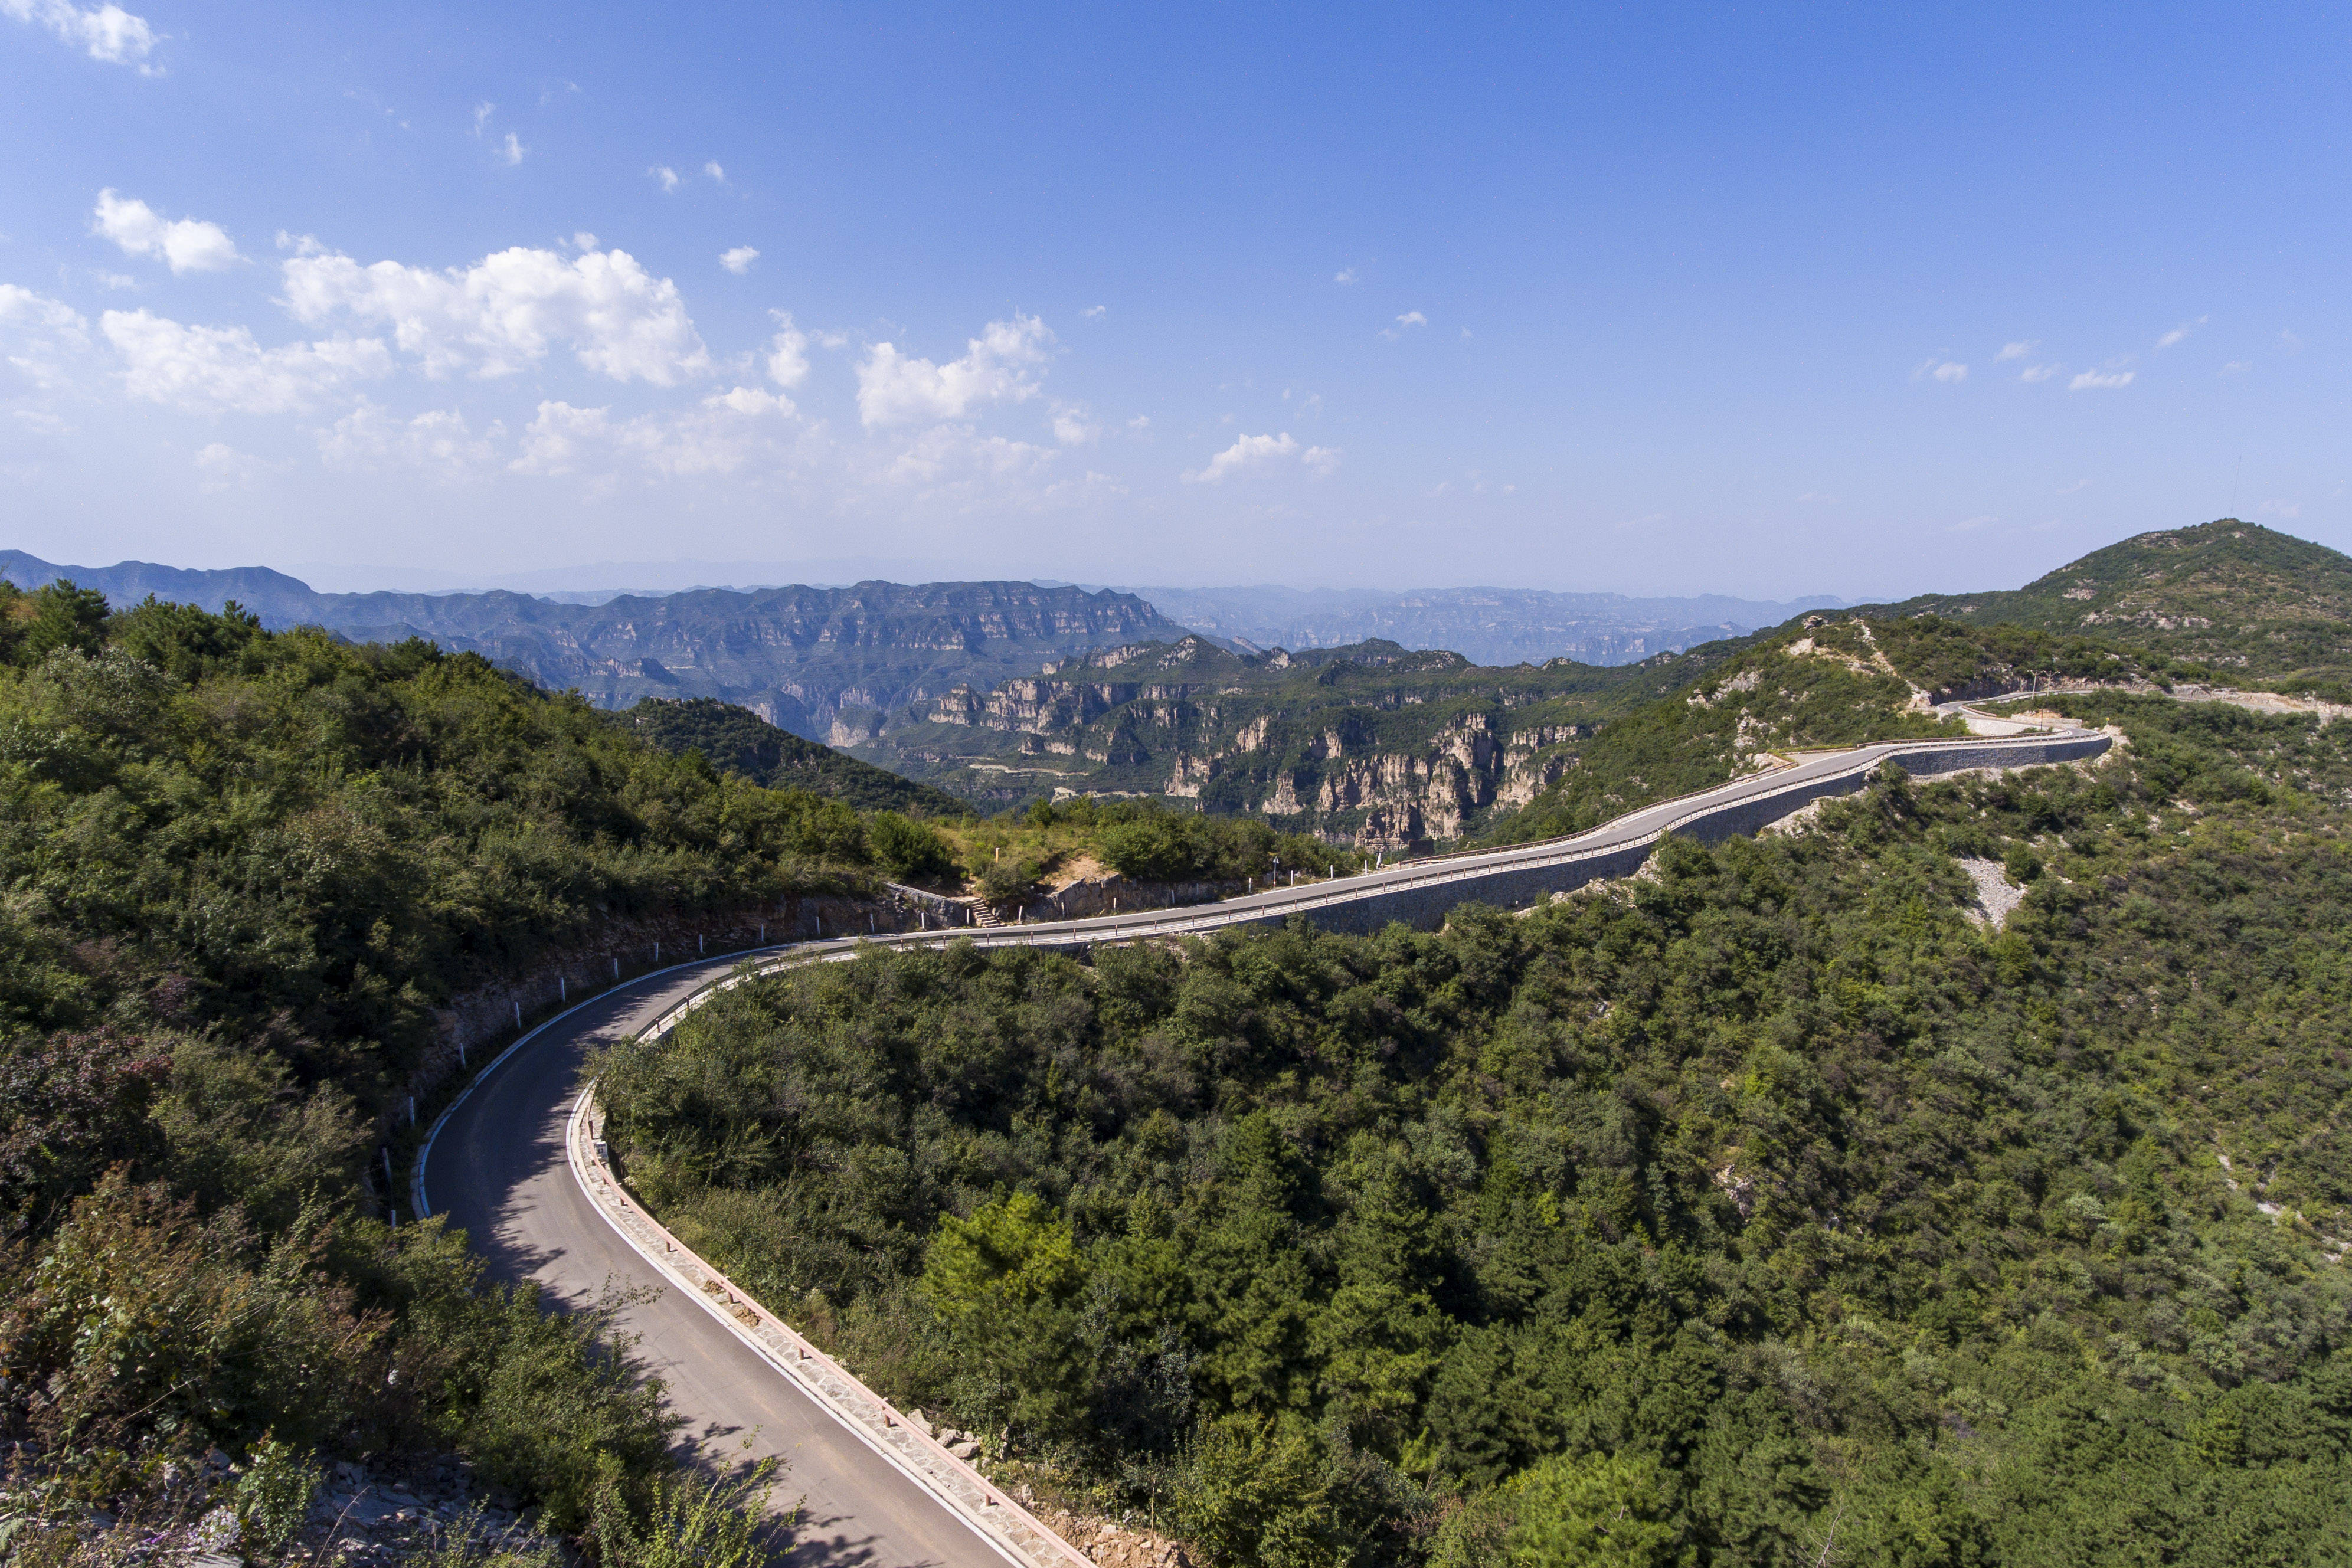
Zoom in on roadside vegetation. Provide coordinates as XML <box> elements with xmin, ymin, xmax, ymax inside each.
<box><xmin>1487</xmin><ymin>613</ymin><xmax>2189</xmax><ymax>846</ymax></box>
<box><xmin>932</xmin><ymin>795</ymin><xmax>1368</xmax><ymax>908</ymax></box>
<box><xmin>0</xmin><ymin>580</ymin><xmax>931</xmax><ymax>1560</ymax></box>
<box><xmin>597</xmin><ymin>693</ymin><xmax>2352</xmax><ymax>1566</ymax></box>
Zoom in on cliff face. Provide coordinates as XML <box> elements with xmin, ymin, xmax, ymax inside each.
<box><xmin>853</xmin><ymin>638</ymin><xmax>1607</xmax><ymax>849</ymax></box>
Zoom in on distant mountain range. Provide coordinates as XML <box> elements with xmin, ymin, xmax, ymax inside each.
<box><xmin>0</xmin><ymin>551</ymin><xmax>1834</xmax><ymax>742</ymax></box>
<box><xmin>1111</xmin><ymin>584</ymin><xmax>1847</xmax><ymax>666</ymax></box>
<box><xmin>0</xmin><ymin>552</ymin><xmax>1176</xmax><ymax>741</ymax></box>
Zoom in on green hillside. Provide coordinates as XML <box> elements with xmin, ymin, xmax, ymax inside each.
<box><xmin>601</xmin><ymin>690</ymin><xmax>2352</xmax><ymax>1566</ymax></box>
<box><xmin>0</xmin><ymin>581</ymin><xmax>915</xmax><ymax>1556</ymax></box>
<box><xmin>1489</xmin><ymin>613</ymin><xmax>2157</xmax><ymax>843</ymax></box>
<box><xmin>1897</xmin><ymin>519</ymin><xmax>2352</xmax><ymax>685</ymax></box>
<box><xmin>619</xmin><ymin>695</ymin><xmax>970</xmax><ymax>817</ymax></box>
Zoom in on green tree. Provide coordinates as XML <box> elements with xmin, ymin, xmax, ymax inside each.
<box><xmin>869</xmin><ymin>811</ymin><xmax>958</xmax><ymax>883</ymax></box>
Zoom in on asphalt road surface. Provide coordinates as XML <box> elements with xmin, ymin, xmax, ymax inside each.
<box><xmin>418</xmin><ymin>726</ymin><xmax>2102</xmax><ymax>1567</ymax></box>
<box><xmin>420</xmin><ymin>958</ymin><xmax>1021</xmax><ymax>1568</ymax></box>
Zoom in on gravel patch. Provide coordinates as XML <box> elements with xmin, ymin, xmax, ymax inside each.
<box><xmin>1958</xmin><ymin>857</ymin><xmax>2025</xmax><ymax>928</ymax></box>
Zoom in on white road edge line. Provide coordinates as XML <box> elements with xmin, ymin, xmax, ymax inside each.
<box><xmin>416</xmin><ymin>726</ymin><xmax>2104</xmax><ymax>1567</ymax></box>
<box><xmin>412</xmin><ymin>951</ymin><xmax>768</xmax><ymax>1222</ymax></box>
<box><xmin>564</xmin><ymin>1086</ymin><xmax>1082</xmax><ymax>1568</ymax></box>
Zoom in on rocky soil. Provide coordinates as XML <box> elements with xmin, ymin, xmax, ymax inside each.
<box><xmin>0</xmin><ymin>1446</ymin><xmax>561</xmax><ymax>1567</ymax></box>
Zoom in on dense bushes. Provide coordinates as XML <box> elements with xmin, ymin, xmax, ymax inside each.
<box><xmin>1015</xmin><ymin>795</ymin><xmax>1357</xmax><ymax>884</ymax></box>
<box><xmin>0</xmin><ymin>587</ymin><xmax>887</xmax><ymax>1557</ymax></box>
<box><xmin>0</xmin><ymin>592</ymin><xmax>882</xmax><ymax>1105</ymax></box>
<box><xmin>599</xmin><ymin>696</ymin><xmax>2352</xmax><ymax>1565</ymax></box>
<box><xmin>869</xmin><ymin>810</ymin><xmax>960</xmax><ymax>884</ymax></box>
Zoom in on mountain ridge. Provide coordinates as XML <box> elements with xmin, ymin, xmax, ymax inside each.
<box><xmin>0</xmin><ymin>551</ymin><xmax>1180</xmax><ymax>742</ymax></box>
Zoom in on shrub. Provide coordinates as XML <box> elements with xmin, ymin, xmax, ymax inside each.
<box><xmin>869</xmin><ymin>812</ymin><xmax>959</xmax><ymax>884</ymax></box>
<box><xmin>237</xmin><ymin>1435</ymin><xmax>325</xmax><ymax>1553</ymax></box>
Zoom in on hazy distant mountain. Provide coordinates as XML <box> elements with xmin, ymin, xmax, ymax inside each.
<box><xmin>0</xmin><ymin>549</ymin><xmax>1842</xmax><ymax>752</ymax></box>
<box><xmin>0</xmin><ymin>551</ymin><xmax>1177</xmax><ymax>742</ymax></box>
<box><xmin>1114</xmin><ymin>584</ymin><xmax>1848</xmax><ymax>666</ymax></box>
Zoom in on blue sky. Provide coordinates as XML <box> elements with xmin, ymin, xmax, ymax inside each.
<box><xmin>2</xmin><ymin>1</ymin><xmax>2346</xmax><ymax>597</ymax></box>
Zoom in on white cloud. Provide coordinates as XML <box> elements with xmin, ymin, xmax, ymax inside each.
<box><xmin>876</xmin><ymin>425</ymin><xmax>1068</xmax><ymax>495</ymax></box>
<box><xmin>511</xmin><ymin>387</ymin><xmax>793</xmax><ymax>478</ymax></box>
<box><xmin>0</xmin><ymin>284</ymin><xmax>89</xmax><ymax>338</ymax></box>
<box><xmin>1382</xmin><ymin>310</ymin><xmax>1428</xmax><ymax>338</ymax></box>
<box><xmin>1301</xmin><ymin>444</ymin><xmax>1340</xmax><ymax>477</ymax></box>
<box><xmin>2020</xmin><ymin>363</ymin><xmax>2060</xmax><ymax>383</ymax></box>
<box><xmin>317</xmin><ymin>399</ymin><xmax>497</xmax><ymax>474</ymax></box>
<box><xmin>96</xmin><ymin>270</ymin><xmax>136</xmax><ymax>289</ymax></box>
<box><xmin>1127</xmin><ymin>414</ymin><xmax>1149</xmax><ymax>431</ymax></box>
<box><xmin>1081</xmin><ymin>305</ymin><xmax>1107</xmax><ymax>319</ymax></box>
<box><xmin>764</xmin><ymin>312</ymin><xmax>809</xmax><ymax>389</ymax></box>
<box><xmin>1051</xmin><ymin>404</ymin><xmax>1097</xmax><ymax>445</ymax></box>
<box><xmin>2069</xmin><ymin>368</ymin><xmax>2135</xmax><ymax>391</ymax></box>
<box><xmin>704</xmin><ymin>161</ymin><xmax>725</xmax><ymax>182</ymax></box>
<box><xmin>1911</xmin><ymin>358</ymin><xmax>1967</xmax><ymax>382</ymax></box>
<box><xmin>1334</xmin><ymin>268</ymin><xmax>1357</xmax><ymax>284</ymax></box>
<box><xmin>472</xmin><ymin>101</ymin><xmax>495</xmax><ymax>135</ymax></box>
<box><xmin>2220</xmin><ymin>360</ymin><xmax>2250</xmax><ymax>376</ymax></box>
<box><xmin>719</xmin><ymin>245</ymin><xmax>759</xmax><ymax>275</ymax></box>
<box><xmin>1996</xmin><ymin>341</ymin><xmax>2034</xmax><ymax>361</ymax></box>
<box><xmin>282</xmin><ymin>243</ymin><xmax>712</xmax><ymax>385</ymax></box>
<box><xmin>499</xmin><ymin>132</ymin><xmax>526</xmax><ymax>166</ymax></box>
<box><xmin>92</xmin><ymin>190</ymin><xmax>241</xmax><ymax>273</ymax></box>
<box><xmin>2056</xmin><ymin>478</ymin><xmax>2090</xmax><ymax>495</ymax></box>
<box><xmin>1185</xmin><ymin>431</ymin><xmax>1303</xmax><ymax>482</ymax></box>
<box><xmin>650</xmin><ymin>165</ymin><xmax>681</xmax><ymax>192</ymax></box>
<box><xmin>102</xmin><ymin>309</ymin><xmax>392</xmax><ymax>413</ymax></box>
<box><xmin>855</xmin><ymin>315</ymin><xmax>1051</xmax><ymax>428</ymax></box>
<box><xmin>194</xmin><ymin>441</ymin><xmax>284</xmax><ymax>490</ymax></box>
<box><xmin>2</xmin><ymin>0</ymin><xmax>159</xmax><ymax>68</ymax></box>
<box><xmin>2155</xmin><ymin>315</ymin><xmax>2207</xmax><ymax>349</ymax></box>
<box><xmin>0</xmin><ymin>283</ymin><xmax>92</xmax><ymax>388</ymax></box>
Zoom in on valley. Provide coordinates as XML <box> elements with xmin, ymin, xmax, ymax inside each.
<box><xmin>6</xmin><ymin>518</ymin><xmax>2352</xmax><ymax>1568</ymax></box>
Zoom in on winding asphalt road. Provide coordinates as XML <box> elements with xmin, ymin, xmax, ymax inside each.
<box><xmin>416</xmin><ymin>725</ymin><xmax>2105</xmax><ymax>1568</ymax></box>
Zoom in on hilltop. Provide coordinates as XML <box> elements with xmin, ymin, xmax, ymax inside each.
<box><xmin>1485</xmin><ymin>522</ymin><xmax>2351</xmax><ymax>844</ymax></box>
<box><xmin>1892</xmin><ymin>519</ymin><xmax>2352</xmax><ymax>684</ymax></box>
<box><xmin>616</xmin><ymin>696</ymin><xmax>971</xmax><ymax>817</ymax></box>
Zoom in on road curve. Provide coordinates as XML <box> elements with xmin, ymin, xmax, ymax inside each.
<box><xmin>417</xmin><ymin>726</ymin><xmax>2106</xmax><ymax>1567</ymax></box>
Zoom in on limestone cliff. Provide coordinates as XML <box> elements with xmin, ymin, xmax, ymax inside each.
<box><xmin>853</xmin><ymin>638</ymin><xmax>1608</xmax><ymax>849</ymax></box>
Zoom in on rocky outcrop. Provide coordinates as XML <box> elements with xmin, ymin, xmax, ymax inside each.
<box><xmin>866</xmin><ymin>637</ymin><xmax>1612</xmax><ymax>846</ymax></box>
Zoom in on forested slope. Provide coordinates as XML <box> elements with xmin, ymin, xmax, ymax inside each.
<box><xmin>1892</xmin><ymin>519</ymin><xmax>2352</xmax><ymax>686</ymax></box>
<box><xmin>599</xmin><ymin>692</ymin><xmax>2352</xmax><ymax>1566</ymax></box>
<box><xmin>0</xmin><ymin>578</ymin><xmax>927</xmax><ymax>1561</ymax></box>
<box><xmin>1487</xmin><ymin>613</ymin><xmax>2163</xmax><ymax>845</ymax></box>
<box><xmin>618</xmin><ymin>694</ymin><xmax>971</xmax><ymax>817</ymax></box>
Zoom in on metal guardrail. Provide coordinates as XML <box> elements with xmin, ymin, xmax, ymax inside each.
<box><xmin>635</xmin><ymin>728</ymin><xmax>2110</xmax><ymax>1040</ymax></box>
